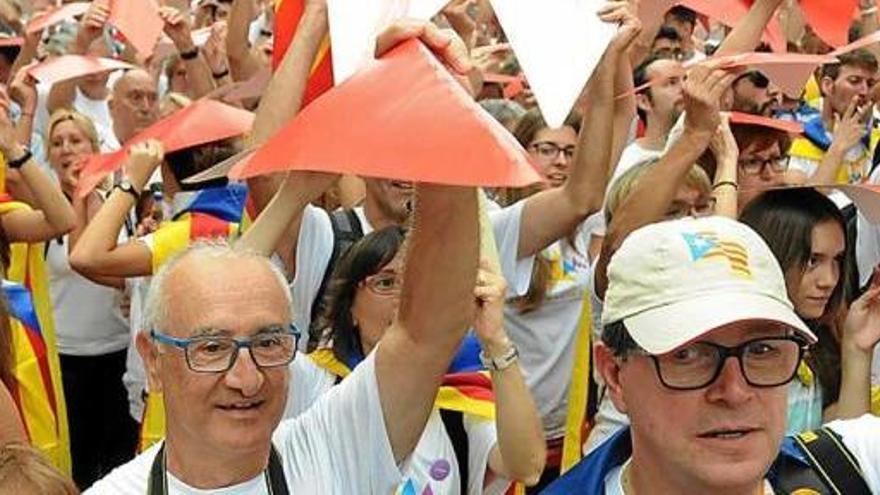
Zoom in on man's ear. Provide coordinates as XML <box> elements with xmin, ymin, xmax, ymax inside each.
<box><xmin>635</xmin><ymin>93</ymin><xmax>652</xmax><ymax>115</ymax></box>
<box><xmin>595</xmin><ymin>343</ymin><xmax>628</xmax><ymax>414</ymax></box>
<box><xmin>819</xmin><ymin>76</ymin><xmax>834</xmax><ymax>100</ymax></box>
<box><xmin>136</xmin><ymin>331</ymin><xmax>163</xmax><ymax>394</ymax></box>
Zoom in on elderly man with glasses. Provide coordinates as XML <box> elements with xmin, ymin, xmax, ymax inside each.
<box><xmin>545</xmin><ymin>216</ymin><xmax>880</xmax><ymax>494</ymax></box>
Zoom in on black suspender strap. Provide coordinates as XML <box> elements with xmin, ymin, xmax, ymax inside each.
<box><xmin>265</xmin><ymin>445</ymin><xmax>290</xmax><ymax>495</ymax></box>
<box><xmin>147</xmin><ymin>443</ymin><xmax>289</xmax><ymax>494</ymax></box>
<box><xmin>439</xmin><ymin>409</ymin><xmax>469</xmax><ymax>494</ymax></box>
<box><xmin>792</xmin><ymin>427</ymin><xmax>871</xmax><ymax>495</ymax></box>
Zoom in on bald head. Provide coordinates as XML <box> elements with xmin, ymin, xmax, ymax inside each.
<box><xmin>143</xmin><ymin>242</ymin><xmax>292</xmax><ymax>335</ymax></box>
<box><xmin>110</xmin><ymin>68</ymin><xmax>159</xmax><ymax>143</ymax></box>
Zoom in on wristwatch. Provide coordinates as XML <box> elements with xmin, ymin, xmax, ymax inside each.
<box><xmin>114</xmin><ymin>180</ymin><xmax>140</xmax><ymax>201</ymax></box>
<box><xmin>479</xmin><ymin>344</ymin><xmax>519</xmax><ymax>371</ymax></box>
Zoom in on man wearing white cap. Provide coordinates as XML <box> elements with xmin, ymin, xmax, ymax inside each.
<box><xmin>545</xmin><ymin>216</ymin><xmax>880</xmax><ymax>494</ymax></box>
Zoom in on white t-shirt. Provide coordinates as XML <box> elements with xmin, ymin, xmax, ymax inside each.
<box><xmin>72</xmin><ymin>85</ymin><xmax>121</xmax><ymax>153</ymax></box>
<box><xmin>85</xmin><ymin>351</ymin><xmax>403</xmax><ymax>494</ymax></box>
<box><xmin>292</xmin><ymin>203</ymin><xmax>535</xmax><ymax>350</ymax></box>
<box><xmin>856</xmin><ymin>166</ymin><xmax>880</xmax><ymax>378</ymax></box>
<box><xmin>46</xmin><ymin>233</ymin><xmax>130</xmax><ymax>356</ymax></box>
<box><xmin>600</xmin><ymin>415</ymin><xmax>880</xmax><ymax>494</ymax></box>
<box><xmin>503</xmin><ymin>216</ymin><xmax>594</xmax><ymax>440</ymax></box>
<box><xmin>287</xmin><ymin>356</ymin><xmax>507</xmax><ymax>495</ymax></box>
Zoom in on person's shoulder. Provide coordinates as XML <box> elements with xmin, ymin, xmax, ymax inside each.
<box><xmin>84</xmin><ymin>443</ymin><xmax>161</xmax><ymax>494</ymax></box>
<box><xmin>824</xmin><ymin>414</ymin><xmax>880</xmax><ymax>444</ymax></box>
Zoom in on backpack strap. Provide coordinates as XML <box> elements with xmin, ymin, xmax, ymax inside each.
<box><xmin>791</xmin><ymin>427</ymin><xmax>871</xmax><ymax>495</ymax></box>
<box><xmin>439</xmin><ymin>409</ymin><xmax>469</xmax><ymax>494</ymax></box>
<box><xmin>306</xmin><ymin>209</ymin><xmax>364</xmax><ymax>351</ymax></box>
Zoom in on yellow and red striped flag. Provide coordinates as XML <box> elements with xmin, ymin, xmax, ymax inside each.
<box><xmin>273</xmin><ymin>0</ymin><xmax>334</xmax><ymax>106</ymax></box>
<box><xmin>0</xmin><ymin>197</ymin><xmax>71</xmax><ymax>474</ymax></box>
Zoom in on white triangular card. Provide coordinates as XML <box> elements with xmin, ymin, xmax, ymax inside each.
<box><xmin>489</xmin><ymin>0</ymin><xmax>616</xmax><ymax>128</ymax></box>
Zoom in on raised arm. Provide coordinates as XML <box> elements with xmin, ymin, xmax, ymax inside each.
<box><xmin>801</xmin><ymin>98</ymin><xmax>869</xmax><ymax>186</ymax></box>
<box><xmin>227</xmin><ymin>0</ymin><xmax>263</xmax><ymax>81</ymax></box>
<box><xmin>46</xmin><ymin>2</ymin><xmax>108</xmax><ymax>114</ymax></box>
<box><xmin>831</xmin><ymin>280</ymin><xmax>880</xmax><ymax>420</ymax></box>
<box><xmin>234</xmin><ymin>0</ymin><xmax>329</xmax><ymax>267</ymax></box>
<box><xmin>244</xmin><ymin>0</ymin><xmax>328</xmax><ymax>213</ymax></box>
<box><xmin>473</xmin><ymin>261</ymin><xmax>545</xmax><ymax>486</ymax></box>
<box><xmin>609</xmin><ymin>36</ymin><xmax>638</xmax><ymax>182</ymax></box>
<box><xmin>159</xmin><ymin>6</ymin><xmax>216</xmax><ymax>100</ymax></box>
<box><xmin>0</xmin><ymin>92</ymin><xmax>75</xmax><ymax>243</ymax></box>
<box><xmin>715</xmin><ymin>0</ymin><xmax>785</xmax><ymax>56</ymax></box>
<box><xmin>368</xmin><ymin>21</ymin><xmax>481</xmax><ymax>463</ymax></box>
<box><xmin>377</xmin><ymin>182</ymin><xmax>479</xmax><ymax>463</ymax></box>
<box><xmin>595</xmin><ymin>63</ymin><xmax>737</xmax><ymax>298</ymax></box>
<box><xmin>69</xmin><ymin>141</ymin><xmax>162</xmax><ymax>281</ymax></box>
<box><xmin>517</xmin><ymin>2</ymin><xmax>641</xmax><ymax>259</ymax></box>
<box><xmin>709</xmin><ymin>114</ymin><xmax>740</xmax><ymax>218</ymax></box>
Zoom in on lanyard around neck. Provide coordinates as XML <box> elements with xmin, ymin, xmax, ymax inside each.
<box><xmin>147</xmin><ymin>443</ymin><xmax>290</xmax><ymax>495</ymax></box>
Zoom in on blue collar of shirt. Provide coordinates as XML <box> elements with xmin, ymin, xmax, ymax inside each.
<box><xmin>543</xmin><ymin>428</ymin><xmax>811</xmax><ymax>494</ymax></box>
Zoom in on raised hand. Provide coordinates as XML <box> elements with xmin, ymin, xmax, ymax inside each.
<box><xmin>599</xmin><ymin>0</ymin><xmax>643</xmax><ymax>52</ymax></box>
<box><xmin>125</xmin><ymin>140</ymin><xmax>165</xmax><ymax>190</ymax></box>
<box><xmin>683</xmin><ymin>62</ymin><xmax>739</xmax><ymax>137</ymax></box>
<box><xmin>472</xmin><ymin>258</ymin><xmax>511</xmax><ymax>357</ymax></box>
<box><xmin>159</xmin><ymin>6</ymin><xmax>196</xmax><ymax>53</ymax></box>
<box><xmin>76</xmin><ymin>2</ymin><xmax>110</xmax><ymax>50</ymax></box>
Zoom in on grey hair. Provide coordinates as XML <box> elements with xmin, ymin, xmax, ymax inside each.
<box><xmin>141</xmin><ymin>240</ymin><xmax>292</xmax><ymax>334</ymax></box>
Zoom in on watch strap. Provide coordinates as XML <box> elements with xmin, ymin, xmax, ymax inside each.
<box><xmin>7</xmin><ymin>148</ymin><xmax>32</xmax><ymax>169</ymax></box>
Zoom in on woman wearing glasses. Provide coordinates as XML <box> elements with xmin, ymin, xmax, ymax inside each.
<box><xmin>286</xmin><ymin>226</ymin><xmax>546</xmax><ymax>494</ymax></box>
<box><xmin>740</xmin><ymin>188</ymin><xmax>880</xmax><ymax>434</ymax></box>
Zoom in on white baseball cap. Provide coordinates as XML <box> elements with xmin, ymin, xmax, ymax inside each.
<box><xmin>601</xmin><ymin>216</ymin><xmax>815</xmax><ymax>354</ymax></box>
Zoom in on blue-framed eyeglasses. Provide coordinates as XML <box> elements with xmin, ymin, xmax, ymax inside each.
<box><xmin>150</xmin><ymin>324</ymin><xmax>301</xmax><ymax>373</ymax></box>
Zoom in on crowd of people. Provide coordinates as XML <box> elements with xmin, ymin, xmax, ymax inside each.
<box><xmin>0</xmin><ymin>0</ymin><xmax>877</xmax><ymax>493</ymax></box>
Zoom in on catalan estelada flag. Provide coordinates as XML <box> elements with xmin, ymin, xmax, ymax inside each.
<box><xmin>309</xmin><ymin>331</ymin><xmax>496</xmax><ymax>420</ymax></box>
<box><xmin>273</xmin><ymin>0</ymin><xmax>334</xmax><ymax>106</ymax></box>
<box><xmin>139</xmin><ymin>184</ymin><xmax>248</xmax><ymax>451</ymax></box>
<box><xmin>0</xmin><ymin>198</ymin><xmax>70</xmax><ymax>474</ymax></box>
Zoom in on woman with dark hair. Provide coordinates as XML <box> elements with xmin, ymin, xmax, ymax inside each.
<box><xmin>287</xmin><ymin>226</ymin><xmax>547</xmax><ymax>494</ymax></box>
<box><xmin>740</xmin><ymin>187</ymin><xmax>880</xmax><ymax>433</ymax></box>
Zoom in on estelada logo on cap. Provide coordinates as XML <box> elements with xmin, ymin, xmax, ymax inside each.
<box><xmin>682</xmin><ymin>231</ymin><xmax>752</xmax><ymax>279</ymax></box>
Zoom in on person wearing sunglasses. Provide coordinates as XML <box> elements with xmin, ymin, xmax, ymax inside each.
<box><xmin>545</xmin><ymin>216</ymin><xmax>880</xmax><ymax>494</ymax></box>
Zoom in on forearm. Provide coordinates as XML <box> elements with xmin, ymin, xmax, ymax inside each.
<box><xmin>246</xmin><ymin>6</ymin><xmax>327</xmax><ymax>209</ymax></box>
<box><xmin>9</xmin><ymin>37</ymin><xmax>37</xmax><ymax>79</ymax></box>
<box><xmin>715</xmin><ymin>0</ymin><xmax>784</xmax><ymax>56</ymax></box>
<box><xmin>712</xmin><ymin>156</ymin><xmax>738</xmax><ymax>218</ymax></box>
<box><xmin>235</xmin><ymin>175</ymin><xmax>310</xmax><ymax>257</ymax></box>
<box><xmin>597</xmin><ymin>130</ymin><xmax>711</xmax><ymax>296</ymax></box>
<box><xmin>378</xmin><ymin>185</ymin><xmax>479</xmax><ymax>462</ymax></box>
<box><xmin>859</xmin><ymin>4</ymin><xmax>880</xmax><ymax>61</ymax></box>
<box><xmin>489</xmin><ymin>359</ymin><xmax>546</xmax><ymax>485</ymax></box>
<box><xmin>14</xmin><ymin>112</ymin><xmax>33</xmax><ymax>148</ymax></box>
<box><xmin>251</xmin><ymin>5</ymin><xmax>327</xmax><ymax>145</ymax></box>
<box><xmin>183</xmin><ymin>53</ymin><xmax>217</xmax><ymax>99</ymax></box>
<box><xmin>565</xmin><ymin>49</ymin><xmax>620</xmax><ymax>213</ymax></box>
<box><xmin>70</xmin><ymin>190</ymin><xmax>136</xmax><ymax>271</ymax></box>
<box><xmin>16</xmin><ymin>156</ymin><xmax>75</xmax><ymax>233</ymax></box>
<box><xmin>609</xmin><ymin>53</ymin><xmax>636</xmax><ymax>180</ymax></box>
<box><xmin>226</xmin><ymin>0</ymin><xmax>255</xmax><ymax>73</ymax></box>
<box><xmin>834</xmin><ymin>343</ymin><xmax>873</xmax><ymax>419</ymax></box>
<box><xmin>807</xmin><ymin>145</ymin><xmax>846</xmax><ymax>186</ymax></box>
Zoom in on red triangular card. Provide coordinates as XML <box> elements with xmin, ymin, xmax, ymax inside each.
<box><xmin>231</xmin><ymin>39</ymin><xmax>541</xmax><ymax>187</ymax></box>
<box><xmin>28</xmin><ymin>55</ymin><xmax>133</xmax><ymax>84</ymax></box>
<box><xmin>26</xmin><ymin>2</ymin><xmax>90</xmax><ymax>34</ymax></box>
<box><xmin>728</xmin><ymin>111</ymin><xmax>804</xmax><ymax>134</ymax></box>
<box><xmin>800</xmin><ymin>0</ymin><xmax>858</xmax><ymax>48</ymax></box>
<box><xmin>77</xmin><ymin>99</ymin><xmax>255</xmax><ymax>197</ymax></box>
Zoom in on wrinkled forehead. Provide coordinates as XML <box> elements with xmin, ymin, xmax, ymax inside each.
<box><xmin>161</xmin><ymin>257</ymin><xmax>291</xmax><ymax>336</ymax></box>
<box><xmin>114</xmin><ymin>70</ymin><xmax>158</xmax><ymax>97</ymax></box>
